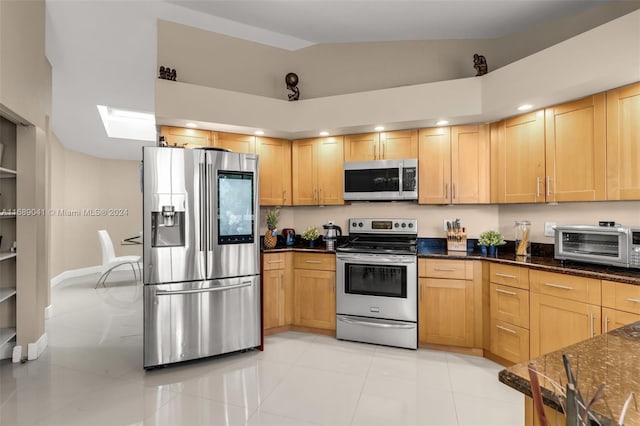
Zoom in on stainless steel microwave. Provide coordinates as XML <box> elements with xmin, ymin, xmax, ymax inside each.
<box><xmin>554</xmin><ymin>225</ymin><xmax>640</xmax><ymax>269</ymax></box>
<box><xmin>343</xmin><ymin>159</ymin><xmax>418</xmax><ymax>201</ymax></box>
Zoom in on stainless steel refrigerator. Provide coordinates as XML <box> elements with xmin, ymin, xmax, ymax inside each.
<box><xmin>142</xmin><ymin>147</ymin><xmax>260</xmax><ymax>369</ymax></box>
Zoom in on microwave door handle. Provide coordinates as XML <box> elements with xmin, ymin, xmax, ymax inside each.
<box><xmin>399</xmin><ymin>165</ymin><xmax>403</xmax><ymax>197</ymax></box>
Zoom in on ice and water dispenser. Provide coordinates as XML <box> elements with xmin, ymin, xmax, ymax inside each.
<box><xmin>150</xmin><ymin>194</ymin><xmax>185</xmax><ymax>247</ymax></box>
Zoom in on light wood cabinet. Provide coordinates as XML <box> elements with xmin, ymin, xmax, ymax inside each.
<box><xmin>602</xmin><ymin>307</ymin><xmax>640</xmax><ymax>333</ymax></box>
<box><xmin>213</xmin><ymin>132</ymin><xmax>256</xmax><ymax>154</ymax></box>
<box><xmin>344</xmin><ymin>130</ymin><xmax>417</xmax><ymax>162</ymax></box>
<box><xmin>602</xmin><ymin>279</ymin><xmax>640</xmax><ymax>315</ymax></box>
<box><xmin>530</xmin><ymin>292</ymin><xmax>601</xmax><ymax>357</ymax></box>
<box><xmin>418</xmin><ymin>259</ymin><xmax>481</xmax><ymax>348</ymax></box>
<box><xmin>160</xmin><ymin>126</ymin><xmax>212</xmax><ymax>147</ymax></box>
<box><xmin>490</xmin><ymin>319</ymin><xmax>530</xmax><ymax>364</ymax></box>
<box><xmin>607</xmin><ymin>81</ymin><xmax>640</xmax><ymax>200</ymax></box>
<box><xmin>256</xmin><ymin>137</ymin><xmax>292</xmax><ymax>206</ymax></box>
<box><xmin>489</xmin><ymin>263</ymin><xmax>529</xmax><ymax>290</ymax></box>
<box><xmin>293</xmin><ymin>253</ymin><xmax>336</xmax><ymax>330</ymax></box>
<box><xmin>544</xmin><ymin>94</ymin><xmax>606</xmax><ymax>202</ymax></box>
<box><xmin>262</xmin><ymin>253</ymin><xmax>293</xmax><ymax>331</ymax></box>
<box><xmin>292</xmin><ymin>137</ymin><xmax>344</xmax><ymax>205</ymax></box>
<box><xmin>530</xmin><ymin>270</ymin><xmax>601</xmax><ymax>305</ymax></box>
<box><xmin>490</xmin><ymin>283</ymin><xmax>529</xmax><ymax>329</ymax></box>
<box><xmin>492</xmin><ymin>110</ymin><xmax>546</xmax><ymax>203</ymax></box>
<box><xmin>418</xmin><ymin>125</ymin><xmax>489</xmax><ymax>204</ymax></box>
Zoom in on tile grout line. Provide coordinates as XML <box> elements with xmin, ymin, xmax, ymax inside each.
<box><xmin>445</xmin><ymin>353</ymin><xmax>463</xmax><ymax>426</ymax></box>
<box><xmin>347</xmin><ymin>346</ymin><xmax>376</xmax><ymax>426</ymax></box>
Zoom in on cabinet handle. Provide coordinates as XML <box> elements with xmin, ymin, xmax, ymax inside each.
<box><xmin>313</xmin><ymin>188</ymin><xmax>317</xmax><ymax>202</ymax></box>
<box><xmin>444</xmin><ymin>183</ymin><xmax>448</xmax><ymax>198</ymax></box>
<box><xmin>604</xmin><ymin>316</ymin><xmax>609</xmax><ymax>333</ymax></box>
<box><xmin>495</xmin><ymin>273</ymin><xmax>517</xmax><ymax>279</ymax></box>
<box><xmin>496</xmin><ymin>288</ymin><xmax>517</xmax><ymax>296</ymax></box>
<box><xmin>267</xmin><ymin>260</ymin><xmax>284</xmax><ymax>264</ymax></box>
<box><xmin>544</xmin><ymin>282</ymin><xmax>574</xmax><ymax>291</ymax></box>
<box><xmin>374</xmin><ymin>144</ymin><xmax>378</xmax><ymax>160</ymax></box>
<box><xmin>382</xmin><ymin>142</ymin><xmax>385</xmax><ymax>159</ymax></box>
<box><xmin>536</xmin><ymin>177</ymin><xmax>541</xmax><ymax>198</ymax></box>
<box><xmin>319</xmin><ymin>188</ymin><xmax>323</xmax><ymax>203</ymax></box>
<box><xmin>496</xmin><ymin>325</ymin><xmax>517</xmax><ymax>335</ymax></box>
<box><xmin>305</xmin><ymin>260</ymin><xmax>322</xmax><ymax>264</ymax></box>
<box><xmin>627</xmin><ymin>298</ymin><xmax>640</xmax><ymax>304</ymax></box>
<box><xmin>452</xmin><ymin>183</ymin><xmax>456</xmax><ymax>200</ymax></box>
<box><xmin>280</xmin><ymin>273</ymin><xmax>284</xmax><ymax>290</ymax></box>
<box><xmin>332</xmin><ymin>278</ymin><xmax>335</xmax><ymax>293</ymax></box>
<box><xmin>283</xmin><ymin>189</ymin><xmax>287</xmax><ymax>203</ymax></box>
<box><xmin>421</xmin><ymin>283</ymin><xmax>424</xmax><ymax>302</ymax></box>
<box><xmin>546</xmin><ymin>176</ymin><xmax>551</xmax><ymax>197</ymax></box>
<box><xmin>434</xmin><ymin>268</ymin><xmax>456</xmax><ymax>271</ymax></box>
<box><xmin>590</xmin><ymin>313</ymin><xmax>595</xmax><ymax>338</ymax></box>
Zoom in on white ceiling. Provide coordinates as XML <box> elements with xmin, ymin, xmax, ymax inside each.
<box><xmin>45</xmin><ymin>0</ymin><xmax>614</xmax><ymax>161</ymax></box>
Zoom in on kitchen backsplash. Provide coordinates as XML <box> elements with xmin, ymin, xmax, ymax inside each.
<box><xmin>260</xmin><ymin>200</ymin><xmax>640</xmax><ymax>243</ymax></box>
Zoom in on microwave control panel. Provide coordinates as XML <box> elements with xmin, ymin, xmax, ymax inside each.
<box><xmin>631</xmin><ymin>230</ymin><xmax>640</xmax><ymax>268</ymax></box>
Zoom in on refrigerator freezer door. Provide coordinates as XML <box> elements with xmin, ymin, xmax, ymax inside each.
<box><xmin>143</xmin><ymin>275</ymin><xmax>261</xmax><ymax>368</ymax></box>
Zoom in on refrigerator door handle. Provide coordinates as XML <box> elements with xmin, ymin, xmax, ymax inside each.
<box><xmin>156</xmin><ymin>280</ymin><xmax>253</xmax><ymax>296</ymax></box>
<box><xmin>206</xmin><ymin>162</ymin><xmax>215</xmax><ymax>252</ymax></box>
<box><xmin>199</xmin><ymin>161</ymin><xmax>207</xmax><ymax>252</ymax></box>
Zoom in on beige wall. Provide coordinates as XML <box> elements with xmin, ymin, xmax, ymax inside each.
<box><xmin>157</xmin><ymin>1</ymin><xmax>640</xmax><ymax>101</ymax></box>
<box><xmin>49</xmin><ymin>142</ymin><xmax>142</xmax><ymax>275</ymax></box>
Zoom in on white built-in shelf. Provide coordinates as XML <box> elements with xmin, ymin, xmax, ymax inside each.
<box><xmin>0</xmin><ymin>288</ymin><xmax>16</xmax><ymax>303</ymax></box>
<box><xmin>0</xmin><ymin>327</ymin><xmax>16</xmax><ymax>347</ymax></box>
<box><xmin>0</xmin><ymin>167</ymin><xmax>16</xmax><ymax>178</ymax></box>
<box><xmin>0</xmin><ymin>252</ymin><xmax>16</xmax><ymax>262</ymax></box>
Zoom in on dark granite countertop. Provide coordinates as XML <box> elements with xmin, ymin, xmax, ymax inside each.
<box><xmin>499</xmin><ymin>321</ymin><xmax>640</xmax><ymax>426</ymax></box>
<box><xmin>262</xmin><ymin>242</ymin><xmax>336</xmax><ymax>254</ymax></box>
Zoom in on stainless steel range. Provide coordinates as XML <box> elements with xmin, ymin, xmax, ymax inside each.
<box><xmin>336</xmin><ymin>218</ymin><xmax>418</xmax><ymax>349</ymax></box>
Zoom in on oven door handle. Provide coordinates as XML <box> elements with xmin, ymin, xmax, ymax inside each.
<box><xmin>338</xmin><ymin>316</ymin><xmax>415</xmax><ymax>329</ymax></box>
<box><xmin>337</xmin><ymin>255</ymin><xmax>416</xmax><ymax>264</ymax></box>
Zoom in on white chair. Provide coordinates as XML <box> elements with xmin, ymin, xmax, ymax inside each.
<box><xmin>96</xmin><ymin>230</ymin><xmax>141</xmax><ymax>288</ymax></box>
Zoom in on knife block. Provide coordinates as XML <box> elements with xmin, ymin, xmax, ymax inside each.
<box><xmin>447</xmin><ymin>231</ymin><xmax>467</xmax><ymax>252</ymax></box>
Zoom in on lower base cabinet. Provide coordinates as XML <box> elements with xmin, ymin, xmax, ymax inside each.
<box><xmin>602</xmin><ymin>307</ymin><xmax>640</xmax><ymax>333</ymax></box>
<box><xmin>489</xmin><ymin>318</ymin><xmax>530</xmax><ymax>363</ymax></box>
<box><xmin>294</xmin><ymin>268</ymin><xmax>336</xmax><ymax>330</ymax></box>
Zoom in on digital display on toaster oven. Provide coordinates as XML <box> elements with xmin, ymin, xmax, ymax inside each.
<box><xmin>372</xmin><ymin>221</ymin><xmax>392</xmax><ymax>230</ymax></box>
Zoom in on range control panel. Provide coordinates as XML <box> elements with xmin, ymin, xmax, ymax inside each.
<box><xmin>348</xmin><ymin>218</ymin><xmax>418</xmax><ymax>235</ymax></box>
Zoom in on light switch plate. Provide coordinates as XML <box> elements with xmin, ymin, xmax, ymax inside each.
<box><xmin>443</xmin><ymin>219</ymin><xmax>449</xmax><ymax>231</ymax></box>
<box><xmin>544</xmin><ymin>222</ymin><xmax>556</xmax><ymax>237</ymax></box>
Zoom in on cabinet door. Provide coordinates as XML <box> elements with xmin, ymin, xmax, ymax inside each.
<box><xmin>380</xmin><ymin>130</ymin><xmax>418</xmax><ymax>160</ymax></box>
<box><xmin>490</xmin><ymin>319</ymin><xmax>530</xmax><ymax>364</ymax></box>
<box><xmin>494</xmin><ymin>111</ymin><xmax>546</xmax><ymax>203</ymax></box>
<box><xmin>316</xmin><ymin>137</ymin><xmax>344</xmax><ymax>205</ymax></box>
<box><xmin>291</xmin><ymin>139</ymin><xmax>318</xmax><ymax>205</ymax></box>
<box><xmin>294</xmin><ymin>269</ymin><xmax>336</xmax><ymax>330</ymax></box>
<box><xmin>545</xmin><ymin>94</ymin><xmax>606</xmax><ymax>202</ymax></box>
<box><xmin>530</xmin><ymin>292</ymin><xmax>601</xmax><ymax>357</ymax></box>
<box><xmin>451</xmin><ymin>124</ymin><xmax>490</xmax><ymax>204</ymax></box>
<box><xmin>344</xmin><ymin>133</ymin><xmax>379</xmax><ymax>162</ymax></box>
<box><xmin>607</xmin><ymin>82</ymin><xmax>640</xmax><ymax>200</ymax></box>
<box><xmin>418</xmin><ymin>127</ymin><xmax>451</xmax><ymax>204</ymax></box>
<box><xmin>490</xmin><ymin>283</ymin><xmax>529</xmax><ymax>329</ymax></box>
<box><xmin>256</xmin><ymin>137</ymin><xmax>292</xmax><ymax>206</ymax></box>
<box><xmin>263</xmin><ymin>269</ymin><xmax>284</xmax><ymax>330</ymax></box>
<box><xmin>160</xmin><ymin>126</ymin><xmax>211</xmax><ymax>147</ymax></box>
<box><xmin>602</xmin><ymin>307</ymin><xmax>640</xmax><ymax>333</ymax></box>
<box><xmin>419</xmin><ymin>277</ymin><xmax>474</xmax><ymax>347</ymax></box>
<box><xmin>214</xmin><ymin>132</ymin><xmax>256</xmax><ymax>154</ymax></box>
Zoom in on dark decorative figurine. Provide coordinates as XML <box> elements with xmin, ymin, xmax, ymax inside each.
<box><xmin>159</xmin><ymin>66</ymin><xmax>177</xmax><ymax>81</ymax></box>
<box><xmin>473</xmin><ymin>54</ymin><xmax>488</xmax><ymax>76</ymax></box>
<box><xmin>285</xmin><ymin>72</ymin><xmax>300</xmax><ymax>101</ymax></box>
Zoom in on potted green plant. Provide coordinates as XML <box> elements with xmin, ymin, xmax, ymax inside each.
<box><xmin>478</xmin><ymin>230</ymin><xmax>505</xmax><ymax>256</ymax></box>
<box><xmin>301</xmin><ymin>226</ymin><xmax>320</xmax><ymax>248</ymax></box>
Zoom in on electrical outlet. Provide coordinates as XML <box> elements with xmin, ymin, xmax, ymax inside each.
<box><xmin>443</xmin><ymin>219</ymin><xmax>449</xmax><ymax>231</ymax></box>
<box><xmin>544</xmin><ymin>222</ymin><xmax>556</xmax><ymax>237</ymax></box>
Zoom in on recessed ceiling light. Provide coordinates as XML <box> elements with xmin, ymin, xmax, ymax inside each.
<box><xmin>374</xmin><ymin>126</ymin><xmax>385</xmax><ymax>131</ymax></box>
<box><xmin>185</xmin><ymin>122</ymin><xmax>198</xmax><ymax>128</ymax></box>
<box><xmin>255</xmin><ymin>130</ymin><xmax>265</xmax><ymax>135</ymax></box>
<box><xmin>436</xmin><ymin>120</ymin><xmax>449</xmax><ymax>126</ymax></box>
<box><xmin>96</xmin><ymin>105</ymin><xmax>156</xmax><ymax>142</ymax></box>
<box><xmin>319</xmin><ymin>131</ymin><xmax>329</xmax><ymax>136</ymax></box>
<box><xmin>517</xmin><ymin>104</ymin><xmax>533</xmax><ymax>111</ymax></box>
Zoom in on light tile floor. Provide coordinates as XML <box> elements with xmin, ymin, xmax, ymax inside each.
<box><xmin>0</xmin><ymin>273</ymin><xmax>524</xmax><ymax>425</ymax></box>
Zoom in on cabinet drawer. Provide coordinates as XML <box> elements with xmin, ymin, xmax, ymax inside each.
<box><xmin>419</xmin><ymin>259</ymin><xmax>472</xmax><ymax>279</ymax></box>
<box><xmin>602</xmin><ymin>280</ymin><xmax>640</xmax><ymax>315</ymax></box>
<box><xmin>489</xmin><ymin>263</ymin><xmax>529</xmax><ymax>290</ymax></box>
<box><xmin>490</xmin><ymin>283</ymin><xmax>529</xmax><ymax>329</ymax></box>
<box><xmin>263</xmin><ymin>253</ymin><xmax>286</xmax><ymax>270</ymax></box>
<box><xmin>602</xmin><ymin>307</ymin><xmax>640</xmax><ymax>333</ymax></box>
<box><xmin>530</xmin><ymin>270</ymin><xmax>601</xmax><ymax>305</ymax></box>
<box><xmin>294</xmin><ymin>253</ymin><xmax>336</xmax><ymax>271</ymax></box>
<box><xmin>490</xmin><ymin>319</ymin><xmax>530</xmax><ymax>364</ymax></box>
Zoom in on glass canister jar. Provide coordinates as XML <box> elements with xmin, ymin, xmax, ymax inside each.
<box><xmin>515</xmin><ymin>220</ymin><xmax>531</xmax><ymax>257</ymax></box>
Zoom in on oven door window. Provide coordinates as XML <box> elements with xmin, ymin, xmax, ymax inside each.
<box><xmin>561</xmin><ymin>232</ymin><xmax>620</xmax><ymax>257</ymax></box>
<box><xmin>345</xmin><ymin>263</ymin><xmax>407</xmax><ymax>298</ymax></box>
<box><xmin>344</xmin><ymin>168</ymin><xmax>400</xmax><ymax>192</ymax></box>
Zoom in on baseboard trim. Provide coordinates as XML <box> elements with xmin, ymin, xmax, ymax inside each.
<box><xmin>27</xmin><ymin>332</ymin><xmax>47</xmax><ymax>360</ymax></box>
<box><xmin>12</xmin><ymin>345</ymin><xmax>22</xmax><ymax>363</ymax></box>
<box><xmin>50</xmin><ymin>265</ymin><xmax>101</xmax><ymax>287</ymax></box>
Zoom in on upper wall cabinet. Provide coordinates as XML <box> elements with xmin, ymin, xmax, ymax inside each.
<box><xmin>292</xmin><ymin>137</ymin><xmax>344</xmax><ymax>206</ymax></box>
<box><xmin>419</xmin><ymin>125</ymin><xmax>489</xmax><ymax>204</ymax></box>
<box><xmin>256</xmin><ymin>137</ymin><xmax>292</xmax><ymax>206</ymax></box>
<box><xmin>344</xmin><ymin>130</ymin><xmax>417</xmax><ymax>162</ymax></box>
<box><xmin>544</xmin><ymin>94</ymin><xmax>606</xmax><ymax>202</ymax></box>
<box><xmin>213</xmin><ymin>132</ymin><xmax>256</xmax><ymax>154</ymax></box>
<box><xmin>160</xmin><ymin>126</ymin><xmax>212</xmax><ymax>147</ymax></box>
<box><xmin>607</xmin><ymin>82</ymin><xmax>640</xmax><ymax>200</ymax></box>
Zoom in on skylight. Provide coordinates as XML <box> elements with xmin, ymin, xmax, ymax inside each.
<box><xmin>97</xmin><ymin>105</ymin><xmax>156</xmax><ymax>142</ymax></box>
